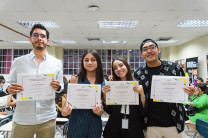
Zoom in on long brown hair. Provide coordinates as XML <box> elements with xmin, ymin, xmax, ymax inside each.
<box><xmin>112</xmin><ymin>58</ymin><xmax>133</xmax><ymax>81</ymax></box>
<box><xmin>78</xmin><ymin>50</ymin><xmax>104</xmax><ymax>84</ymax></box>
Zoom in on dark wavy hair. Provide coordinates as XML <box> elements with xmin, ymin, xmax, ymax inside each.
<box><xmin>195</xmin><ymin>82</ymin><xmax>207</xmax><ymax>92</ymax></box>
<box><xmin>112</xmin><ymin>58</ymin><xmax>133</xmax><ymax>81</ymax></box>
<box><xmin>30</xmin><ymin>24</ymin><xmax>49</xmax><ymax>39</ymax></box>
<box><xmin>78</xmin><ymin>50</ymin><xmax>104</xmax><ymax>84</ymax></box>
<box><xmin>0</xmin><ymin>75</ymin><xmax>5</xmax><ymax>83</ymax></box>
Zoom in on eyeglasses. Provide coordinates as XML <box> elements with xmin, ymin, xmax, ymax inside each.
<box><xmin>142</xmin><ymin>45</ymin><xmax>157</xmax><ymax>53</ymax></box>
<box><xmin>32</xmin><ymin>33</ymin><xmax>46</xmax><ymax>39</ymax></box>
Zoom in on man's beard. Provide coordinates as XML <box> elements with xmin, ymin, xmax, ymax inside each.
<box><xmin>32</xmin><ymin>43</ymin><xmax>47</xmax><ymax>51</ymax></box>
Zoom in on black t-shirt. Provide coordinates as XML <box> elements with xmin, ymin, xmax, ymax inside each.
<box><xmin>146</xmin><ymin>65</ymin><xmax>175</xmax><ymax>127</ymax></box>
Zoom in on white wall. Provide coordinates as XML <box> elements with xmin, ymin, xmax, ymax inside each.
<box><xmin>161</xmin><ymin>34</ymin><xmax>208</xmax><ymax>81</ymax></box>
<box><xmin>2</xmin><ymin>37</ymin><xmax>208</xmax><ymax>81</ymax></box>
<box><xmin>1</xmin><ymin>46</ymin><xmax>63</xmax><ymax>80</ymax></box>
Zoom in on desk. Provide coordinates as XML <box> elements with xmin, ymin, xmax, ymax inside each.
<box><xmin>0</xmin><ymin>115</ymin><xmax>7</xmax><ymax>119</ymax></box>
<box><xmin>56</xmin><ymin>118</ymin><xmax>68</xmax><ymax>123</ymax></box>
<box><xmin>0</xmin><ymin>107</ymin><xmax>6</xmax><ymax>109</ymax></box>
<box><xmin>185</xmin><ymin>120</ymin><xmax>197</xmax><ymax>131</ymax></box>
<box><xmin>185</xmin><ymin>120</ymin><xmax>199</xmax><ymax>137</ymax></box>
<box><xmin>0</xmin><ymin>121</ymin><xmax>13</xmax><ymax>138</ymax></box>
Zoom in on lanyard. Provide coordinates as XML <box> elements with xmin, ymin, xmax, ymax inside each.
<box><xmin>124</xmin><ymin>105</ymin><xmax>127</xmax><ymax>119</ymax></box>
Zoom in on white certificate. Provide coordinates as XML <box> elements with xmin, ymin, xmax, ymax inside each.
<box><xmin>67</xmin><ymin>84</ymin><xmax>101</xmax><ymax>109</ymax></box>
<box><xmin>151</xmin><ymin>75</ymin><xmax>189</xmax><ymax>103</ymax></box>
<box><xmin>106</xmin><ymin>81</ymin><xmax>139</xmax><ymax>105</ymax></box>
<box><xmin>17</xmin><ymin>74</ymin><xmax>54</xmax><ymax>101</ymax></box>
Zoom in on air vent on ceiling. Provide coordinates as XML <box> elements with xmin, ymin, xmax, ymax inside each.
<box><xmin>157</xmin><ymin>37</ymin><xmax>172</xmax><ymax>41</ymax></box>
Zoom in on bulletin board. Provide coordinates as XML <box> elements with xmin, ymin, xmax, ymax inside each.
<box><xmin>186</xmin><ymin>57</ymin><xmax>198</xmax><ymax>81</ymax></box>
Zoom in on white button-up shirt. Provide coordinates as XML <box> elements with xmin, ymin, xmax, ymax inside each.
<box><xmin>3</xmin><ymin>51</ymin><xmax>63</xmax><ymax>125</ymax></box>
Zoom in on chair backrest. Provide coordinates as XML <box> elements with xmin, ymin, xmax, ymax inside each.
<box><xmin>6</xmin><ymin>115</ymin><xmax>13</xmax><ymax>120</ymax></box>
<box><xmin>196</xmin><ymin>119</ymin><xmax>208</xmax><ymax>138</ymax></box>
<box><xmin>0</xmin><ymin>117</ymin><xmax>10</xmax><ymax>127</ymax></box>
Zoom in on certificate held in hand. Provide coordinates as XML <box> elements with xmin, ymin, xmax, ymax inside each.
<box><xmin>151</xmin><ymin>75</ymin><xmax>189</xmax><ymax>103</ymax></box>
<box><xmin>67</xmin><ymin>84</ymin><xmax>101</xmax><ymax>109</ymax></box>
<box><xmin>17</xmin><ymin>74</ymin><xmax>54</xmax><ymax>101</ymax></box>
<box><xmin>106</xmin><ymin>81</ymin><xmax>139</xmax><ymax>105</ymax></box>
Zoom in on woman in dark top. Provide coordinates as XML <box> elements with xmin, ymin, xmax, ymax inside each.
<box><xmin>102</xmin><ymin>58</ymin><xmax>145</xmax><ymax>138</ymax></box>
<box><xmin>62</xmin><ymin>50</ymin><xmax>105</xmax><ymax>138</ymax></box>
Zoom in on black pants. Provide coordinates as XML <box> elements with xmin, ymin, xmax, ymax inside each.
<box><xmin>119</xmin><ymin>113</ymin><xmax>130</xmax><ymax>138</ymax></box>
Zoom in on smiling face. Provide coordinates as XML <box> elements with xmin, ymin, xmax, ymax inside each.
<box><xmin>141</xmin><ymin>41</ymin><xmax>160</xmax><ymax>65</ymax></box>
<box><xmin>83</xmin><ymin>53</ymin><xmax>98</xmax><ymax>72</ymax></box>
<box><xmin>29</xmin><ymin>28</ymin><xmax>49</xmax><ymax>51</ymax></box>
<box><xmin>112</xmin><ymin>60</ymin><xmax>128</xmax><ymax>81</ymax></box>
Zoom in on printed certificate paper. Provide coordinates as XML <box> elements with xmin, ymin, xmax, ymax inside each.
<box><xmin>17</xmin><ymin>74</ymin><xmax>54</xmax><ymax>101</ymax></box>
<box><xmin>67</xmin><ymin>84</ymin><xmax>101</xmax><ymax>109</ymax></box>
<box><xmin>151</xmin><ymin>75</ymin><xmax>189</xmax><ymax>103</ymax></box>
<box><xmin>106</xmin><ymin>81</ymin><xmax>139</xmax><ymax>105</ymax></box>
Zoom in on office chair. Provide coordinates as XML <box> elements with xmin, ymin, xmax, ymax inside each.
<box><xmin>0</xmin><ymin>117</ymin><xmax>12</xmax><ymax>138</ymax></box>
<box><xmin>62</xmin><ymin>121</ymin><xmax>69</xmax><ymax>138</ymax></box>
<box><xmin>0</xmin><ymin>118</ymin><xmax>10</xmax><ymax>127</ymax></box>
<box><xmin>196</xmin><ymin>119</ymin><xmax>208</xmax><ymax>138</ymax></box>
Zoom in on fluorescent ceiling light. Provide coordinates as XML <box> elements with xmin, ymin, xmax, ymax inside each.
<box><xmin>52</xmin><ymin>40</ymin><xmax>77</xmax><ymax>44</ymax></box>
<box><xmin>177</xmin><ymin>20</ymin><xmax>208</xmax><ymax>27</ymax></box>
<box><xmin>8</xmin><ymin>41</ymin><xmax>30</xmax><ymax>44</ymax></box>
<box><xmin>103</xmin><ymin>41</ymin><xmax>127</xmax><ymax>44</ymax></box>
<box><xmin>16</xmin><ymin>21</ymin><xmax>59</xmax><ymax>28</ymax></box>
<box><xmin>98</xmin><ymin>21</ymin><xmax>138</xmax><ymax>28</ymax></box>
<box><xmin>156</xmin><ymin>40</ymin><xmax>178</xmax><ymax>44</ymax></box>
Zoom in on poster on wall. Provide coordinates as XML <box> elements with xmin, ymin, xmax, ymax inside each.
<box><xmin>186</xmin><ymin>57</ymin><xmax>198</xmax><ymax>83</ymax></box>
<box><xmin>175</xmin><ymin>59</ymin><xmax>185</xmax><ymax>71</ymax></box>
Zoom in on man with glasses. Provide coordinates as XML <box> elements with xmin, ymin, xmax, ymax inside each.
<box><xmin>3</xmin><ymin>24</ymin><xmax>63</xmax><ymax>138</ymax></box>
<box><xmin>134</xmin><ymin>39</ymin><xmax>188</xmax><ymax>138</ymax></box>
